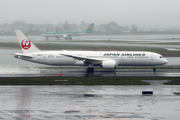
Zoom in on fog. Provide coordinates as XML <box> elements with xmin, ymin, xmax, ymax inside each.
<box><xmin>1</xmin><ymin>0</ymin><xmax>180</xmax><ymax>29</ymax></box>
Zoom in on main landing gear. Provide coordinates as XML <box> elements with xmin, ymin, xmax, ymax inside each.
<box><xmin>153</xmin><ymin>67</ymin><xmax>156</xmax><ymax>72</ymax></box>
<box><xmin>56</xmin><ymin>37</ymin><xmax>60</xmax><ymax>40</ymax></box>
<box><xmin>87</xmin><ymin>63</ymin><xmax>94</xmax><ymax>73</ymax></box>
<box><xmin>65</xmin><ymin>37</ymin><xmax>72</xmax><ymax>40</ymax></box>
<box><xmin>87</xmin><ymin>67</ymin><xmax>94</xmax><ymax>73</ymax></box>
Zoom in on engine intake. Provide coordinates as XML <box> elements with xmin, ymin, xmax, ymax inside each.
<box><xmin>101</xmin><ymin>60</ymin><xmax>117</xmax><ymax>69</ymax></box>
<box><xmin>62</xmin><ymin>35</ymin><xmax>68</xmax><ymax>38</ymax></box>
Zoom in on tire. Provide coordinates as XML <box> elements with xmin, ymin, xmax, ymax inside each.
<box><xmin>87</xmin><ymin>68</ymin><xmax>94</xmax><ymax>73</ymax></box>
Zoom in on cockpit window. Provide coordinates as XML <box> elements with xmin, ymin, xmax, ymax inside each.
<box><xmin>160</xmin><ymin>56</ymin><xmax>163</xmax><ymax>58</ymax></box>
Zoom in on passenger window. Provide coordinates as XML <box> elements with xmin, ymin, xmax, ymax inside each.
<box><xmin>48</xmin><ymin>55</ymin><xmax>54</xmax><ymax>58</ymax></box>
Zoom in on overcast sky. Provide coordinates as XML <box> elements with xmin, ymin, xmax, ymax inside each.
<box><xmin>1</xmin><ymin>0</ymin><xmax>180</xmax><ymax>29</ymax></box>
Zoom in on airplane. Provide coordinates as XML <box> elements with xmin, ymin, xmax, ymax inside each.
<box><xmin>41</xmin><ymin>23</ymin><xmax>94</xmax><ymax>40</ymax></box>
<box><xmin>14</xmin><ymin>30</ymin><xmax>168</xmax><ymax>73</ymax></box>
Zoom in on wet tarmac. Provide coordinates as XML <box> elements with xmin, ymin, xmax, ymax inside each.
<box><xmin>0</xmin><ymin>35</ymin><xmax>180</xmax><ymax>120</ymax></box>
<box><xmin>1</xmin><ymin>35</ymin><xmax>180</xmax><ymax>50</ymax></box>
<box><xmin>0</xmin><ymin>84</ymin><xmax>180</xmax><ymax>120</ymax></box>
<box><xmin>1</xmin><ymin>68</ymin><xmax>180</xmax><ymax>77</ymax></box>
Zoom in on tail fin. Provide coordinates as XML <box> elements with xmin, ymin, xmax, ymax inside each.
<box><xmin>85</xmin><ymin>23</ymin><xmax>94</xmax><ymax>32</ymax></box>
<box><xmin>15</xmin><ymin>30</ymin><xmax>41</xmax><ymax>54</ymax></box>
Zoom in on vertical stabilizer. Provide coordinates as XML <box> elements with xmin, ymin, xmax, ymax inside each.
<box><xmin>15</xmin><ymin>30</ymin><xmax>41</xmax><ymax>54</ymax></box>
<box><xmin>85</xmin><ymin>23</ymin><xmax>94</xmax><ymax>32</ymax></box>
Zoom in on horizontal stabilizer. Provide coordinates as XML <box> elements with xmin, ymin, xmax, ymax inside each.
<box><xmin>14</xmin><ymin>53</ymin><xmax>34</xmax><ymax>58</ymax></box>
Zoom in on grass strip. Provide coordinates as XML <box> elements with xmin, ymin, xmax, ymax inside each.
<box><xmin>173</xmin><ymin>93</ymin><xmax>180</xmax><ymax>95</ymax></box>
<box><xmin>0</xmin><ymin>77</ymin><xmax>180</xmax><ymax>85</ymax></box>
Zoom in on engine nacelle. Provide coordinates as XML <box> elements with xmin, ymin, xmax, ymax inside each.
<box><xmin>101</xmin><ymin>60</ymin><xmax>117</xmax><ymax>69</ymax></box>
<box><xmin>62</xmin><ymin>35</ymin><xmax>68</xmax><ymax>38</ymax></box>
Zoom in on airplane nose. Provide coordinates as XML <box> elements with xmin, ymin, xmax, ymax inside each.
<box><xmin>160</xmin><ymin>58</ymin><xmax>168</xmax><ymax>65</ymax></box>
<box><xmin>164</xmin><ymin>58</ymin><xmax>168</xmax><ymax>64</ymax></box>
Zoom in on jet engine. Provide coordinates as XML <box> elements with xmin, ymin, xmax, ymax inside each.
<box><xmin>62</xmin><ymin>35</ymin><xmax>68</xmax><ymax>39</ymax></box>
<box><xmin>101</xmin><ymin>60</ymin><xmax>117</xmax><ymax>69</ymax></box>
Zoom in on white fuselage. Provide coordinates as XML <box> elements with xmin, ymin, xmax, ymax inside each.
<box><xmin>16</xmin><ymin>51</ymin><xmax>168</xmax><ymax>67</ymax></box>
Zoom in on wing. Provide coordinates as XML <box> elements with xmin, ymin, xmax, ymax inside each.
<box><xmin>60</xmin><ymin>53</ymin><xmax>102</xmax><ymax>64</ymax></box>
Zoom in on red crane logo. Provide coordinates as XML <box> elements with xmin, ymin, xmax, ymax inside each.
<box><xmin>21</xmin><ymin>39</ymin><xmax>31</xmax><ymax>50</ymax></box>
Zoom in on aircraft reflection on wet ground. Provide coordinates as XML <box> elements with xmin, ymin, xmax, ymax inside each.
<box><xmin>1</xmin><ymin>68</ymin><xmax>180</xmax><ymax>77</ymax></box>
<box><xmin>0</xmin><ymin>84</ymin><xmax>180</xmax><ymax>120</ymax></box>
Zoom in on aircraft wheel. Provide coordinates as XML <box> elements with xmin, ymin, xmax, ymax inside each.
<box><xmin>87</xmin><ymin>68</ymin><xmax>94</xmax><ymax>73</ymax></box>
<box><xmin>69</xmin><ymin>37</ymin><xmax>72</xmax><ymax>40</ymax></box>
<box><xmin>91</xmin><ymin>68</ymin><xmax>94</xmax><ymax>72</ymax></box>
<box><xmin>153</xmin><ymin>67</ymin><xmax>156</xmax><ymax>72</ymax></box>
<box><xmin>56</xmin><ymin>37</ymin><xmax>60</xmax><ymax>40</ymax></box>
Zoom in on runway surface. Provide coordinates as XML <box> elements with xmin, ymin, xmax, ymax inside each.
<box><xmin>1</xmin><ymin>68</ymin><xmax>180</xmax><ymax>77</ymax></box>
<box><xmin>1</xmin><ymin>35</ymin><xmax>180</xmax><ymax>50</ymax></box>
<box><xmin>0</xmin><ymin>84</ymin><xmax>180</xmax><ymax>120</ymax></box>
<box><xmin>0</xmin><ymin>35</ymin><xmax>180</xmax><ymax>120</ymax></box>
